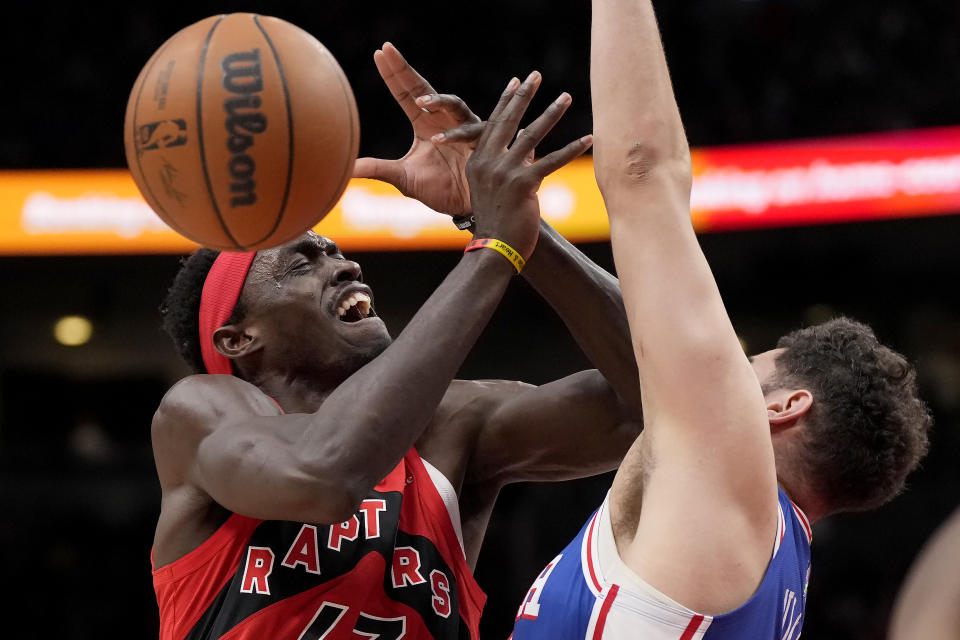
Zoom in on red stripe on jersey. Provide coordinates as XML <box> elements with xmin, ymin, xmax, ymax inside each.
<box><xmin>153</xmin><ymin>513</ymin><xmax>262</xmax><ymax>640</ymax></box>
<box><xmin>591</xmin><ymin>584</ymin><xmax>619</xmax><ymax>640</ymax></box>
<box><xmin>791</xmin><ymin>503</ymin><xmax>813</xmax><ymax>544</ymax></box>
<box><xmin>584</xmin><ymin>512</ymin><xmax>602</xmax><ymax>593</ymax></box>
<box><xmin>402</xmin><ymin>451</ymin><xmax>486</xmax><ymax>636</ymax></box>
<box><xmin>678</xmin><ymin>614</ymin><xmax>705</xmax><ymax>640</ymax></box>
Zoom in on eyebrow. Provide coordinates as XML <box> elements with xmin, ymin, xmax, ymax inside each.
<box><xmin>290</xmin><ymin>238</ymin><xmax>321</xmax><ymax>259</ymax></box>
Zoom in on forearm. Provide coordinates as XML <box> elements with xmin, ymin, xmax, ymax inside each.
<box><xmin>522</xmin><ymin>219</ymin><xmax>641</xmax><ymax>412</ymax></box>
<box><xmin>591</xmin><ymin>0</ymin><xmax>689</xmax><ymax>190</ymax></box>
<box><xmin>304</xmin><ymin>250</ymin><xmax>515</xmax><ymax>494</ymax></box>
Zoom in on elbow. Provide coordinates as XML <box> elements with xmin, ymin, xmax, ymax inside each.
<box><xmin>313</xmin><ymin>486</ymin><xmax>366</xmax><ymax>525</ymax></box>
<box><xmin>289</xmin><ymin>474</ymin><xmax>366</xmax><ymax>525</ymax></box>
<box><xmin>594</xmin><ymin>136</ymin><xmax>692</xmax><ymax>195</ymax></box>
<box><xmin>290</xmin><ymin>448</ymin><xmax>373</xmax><ymax>525</ymax></box>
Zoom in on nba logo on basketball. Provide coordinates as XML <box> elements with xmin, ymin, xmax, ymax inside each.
<box><xmin>137</xmin><ymin>119</ymin><xmax>187</xmax><ymax>151</ymax></box>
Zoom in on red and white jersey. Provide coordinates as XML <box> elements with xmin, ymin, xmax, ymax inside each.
<box><xmin>152</xmin><ymin>449</ymin><xmax>485</xmax><ymax>640</ymax></box>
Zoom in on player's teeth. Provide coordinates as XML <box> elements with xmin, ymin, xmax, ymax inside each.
<box><xmin>337</xmin><ymin>306</ymin><xmax>346</xmax><ymax>317</ymax></box>
<box><xmin>357</xmin><ymin>300</ymin><xmax>370</xmax><ymax>316</ymax></box>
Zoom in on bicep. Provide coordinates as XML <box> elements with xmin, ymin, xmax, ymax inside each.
<box><xmin>153</xmin><ymin>376</ymin><xmax>356</xmax><ymax>524</ymax></box>
<box><xmin>194</xmin><ymin>417</ymin><xmax>355</xmax><ymax>523</ymax></box>
<box><xmin>467</xmin><ymin>370</ymin><xmax>641</xmax><ymax>484</ymax></box>
<box><xmin>606</xmin><ymin>177</ymin><xmax>776</xmax><ymax>504</ymax></box>
<box><xmin>604</xmin><ymin>179</ymin><xmax>780</xmax><ymax>604</ymax></box>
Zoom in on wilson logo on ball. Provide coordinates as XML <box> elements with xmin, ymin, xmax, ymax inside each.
<box><xmin>221</xmin><ymin>49</ymin><xmax>267</xmax><ymax>208</ymax></box>
<box><xmin>125</xmin><ymin>13</ymin><xmax>359</xmax><ymax>251</ymax></box>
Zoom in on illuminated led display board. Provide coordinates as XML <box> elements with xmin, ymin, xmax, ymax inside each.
<box><xmin>1</xmin><ymin>126</ymin><xmax>958</xmax><ymax>255</ymax></box>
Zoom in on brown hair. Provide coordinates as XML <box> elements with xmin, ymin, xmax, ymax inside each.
<box><xmin>774</xmin><ymin>317</ymin><xmax>932</xmax><ymax>513</ymax></box>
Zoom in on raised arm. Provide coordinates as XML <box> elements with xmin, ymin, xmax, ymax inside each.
<box><xmin>521</xmin><ymin>221</ymin><xmax>640</xmax><ymax>412</ymax></box>
<box><xmin>358</xmin><ymin>43</ymin><xmax>641</xmax><ymax>414</ymax></box>
<box><xmin>592</xmin><ymin>0</ymin><xmax>779</xmax><ymax>614</ymax></box>
<box><xmin>152</xmin><ymin>73</ymin><xmax>580</xmax><ymax>532</ymax></box>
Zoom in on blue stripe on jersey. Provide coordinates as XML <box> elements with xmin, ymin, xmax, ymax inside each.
<box><xmin>511</xmin><ymin>488</ymin><xmax>812</xmax><ymax>640</ymax></box>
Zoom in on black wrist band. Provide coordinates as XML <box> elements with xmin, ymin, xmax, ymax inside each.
<box><xmin>452</xmin><ymin>215</ymin><xmax>476</xmax><ymax>232</ymax></box>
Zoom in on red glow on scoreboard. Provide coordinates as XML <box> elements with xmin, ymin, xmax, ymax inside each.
<box><xmin>689</xmin><ymin>126</ymin><xmax>960</xmax><ymax>232</ymax></box>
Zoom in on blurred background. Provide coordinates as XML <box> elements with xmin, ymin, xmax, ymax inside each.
<box><xmin>2</xmin><ymin>0</ymin><xmax>959</xmax><ymax>638</ymax></box>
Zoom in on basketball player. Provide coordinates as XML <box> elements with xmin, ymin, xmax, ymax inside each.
<box><xmin>889</xmin><ymin>505</ymin><xmax>960</xmax><ymax>639</ymax></box>
<box><xmin>150</xmin><ymin>49</ymin><xmax>646</xmax><ymax>639</ymax></box>
<box><xmin>499</xmin><ymin>1</ymin><xmax>933</xmax><ymax>638</ymax></box>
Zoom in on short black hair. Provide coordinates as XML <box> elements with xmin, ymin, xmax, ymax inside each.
<box><xmin>160</xmin><ymin>248</ymin><xmax>247</xmax><ymax>374</ymax></box>
<box><xmin>774</xmin><ymin>317</ymin><xmax>932</xmax><ymax>513</ymax></box>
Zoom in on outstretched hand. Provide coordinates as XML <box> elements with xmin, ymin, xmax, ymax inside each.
<box><xmin>353</xmin><ymin>43</ymin><xmax>481</xmax><ymax>216</ymax></box>
<box><xmin>464</xmin><ymin>71</ymin><xmax>593</xmax><ymax>259</ymax></box>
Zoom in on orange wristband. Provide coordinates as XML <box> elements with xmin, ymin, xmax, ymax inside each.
<box><xmin>464</xmin><ymin>238</ymin><xmax>526</xmax><ymax>274</ymax></box>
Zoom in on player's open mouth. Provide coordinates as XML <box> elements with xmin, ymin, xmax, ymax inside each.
<box><xmin>336</xmin><ymin>292</ymin><xmax>375</xmax><ymax>323</ymax></box>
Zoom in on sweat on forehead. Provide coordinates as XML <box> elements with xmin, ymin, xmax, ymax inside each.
<box><xmin>243</xmin><ymin>233</ymin><xmax>341</xmax><ymax>288</ymax></box>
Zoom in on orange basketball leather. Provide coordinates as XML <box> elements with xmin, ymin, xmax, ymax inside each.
<box><xmin>124</xmin><ymin>14</ymin><xmax>359</xmax><ymax>251</ymax></box>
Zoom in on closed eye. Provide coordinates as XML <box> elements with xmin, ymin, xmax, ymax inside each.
<box><xmin>278</xmin><ymin>260</ymin><xmax>312</xmax><ymax>279</ymax></box>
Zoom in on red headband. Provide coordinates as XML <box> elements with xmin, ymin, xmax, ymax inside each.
<box><xmin>198</xmin><ymin>251</ymin><xmax>256</xmax><ymax>375</ymax></box>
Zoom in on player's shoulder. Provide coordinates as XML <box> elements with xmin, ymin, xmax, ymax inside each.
<box><xmin>152</xmin><ymin>374</ymin><xmax>282</xmax><ymax>488</ymax></box>
<box><xmin>438</xmin><ymin>378</ymin><xmax>537</xmax><ymax>426</ymax></box>
<box><xmin>152</xmin><ymin>374</ymin><xmax>278</xmax><ymax>440</ymax></box>
<box><xmin>444</xmin><ymin>378</ymin><xmax>536</xmax><ymax>407</ymax></box>
<box><xmin>417</xmin><ymin>379</ymin><xmax>536</xmax><ymax>464</ymax></box>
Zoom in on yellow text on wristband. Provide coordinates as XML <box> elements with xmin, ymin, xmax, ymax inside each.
<box><xmin>464</xmin><ymin>238</ymin><xmax>526</xmax><ymax>274</ymax></box>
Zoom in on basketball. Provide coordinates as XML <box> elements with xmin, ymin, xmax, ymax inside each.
<box><xmin>123</xmin><ymin>13</ymin><xmax>359</xmax><ymax>251</ymax></box>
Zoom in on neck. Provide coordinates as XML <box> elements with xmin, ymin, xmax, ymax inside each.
<box><xmin>776</xmin><ymin>474</ymin><xmax>827</xmax><ymax>524</ymax></box>
<box><xmin>235</xmin><ymin>348</ymin><xmax>365</xmax><ymax>413</ymax></box>
<box><xmin>242</xmin><ymin>367</ymin><xmax>345</xmax><ymax>414</ymax></box>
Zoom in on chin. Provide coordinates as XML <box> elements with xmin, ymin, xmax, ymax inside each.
<box><xmin>339</xmin><ymin>330</ymin><xmax>393</xmax><ymax>374</ymax></box>
<box><xmin>364</xmin><ymin>332</ymin><xmax>393</xmax><ymax>361</ymax></box>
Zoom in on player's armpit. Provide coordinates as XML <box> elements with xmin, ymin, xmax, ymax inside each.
<box><xmin>464</xmin><ymin>370</ymin><xmax>642</xmax><ymax>485</ymax></box>
<box><xmin>152</xmin><ymin>375</ymin><xmax>364</xmax><ymax>525</ymax></box>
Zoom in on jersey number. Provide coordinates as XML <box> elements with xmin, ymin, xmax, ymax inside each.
<box><xmin>299</xmin><ymin>602</ymin><xmax>406</xmax><ymax>640</ymax></box>
<box><xmin>516</xmin><ymin>554</ymin><xmax>562</xmax><ymax>621</ymax></box>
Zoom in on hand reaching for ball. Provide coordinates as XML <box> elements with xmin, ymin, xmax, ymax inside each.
<box><xmin>352</xmin><ymin>43</ymin><xmax>479</xmax><ymax>216</ymax></box>
<box><xmin>355</xmin><ymin>43</ymin><xmax>593</xmax><ymax>250</ymax></box>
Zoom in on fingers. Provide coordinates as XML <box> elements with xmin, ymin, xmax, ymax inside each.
<box><xmin>353</xmin><ymin>157</ymin><xmax>407</xmax><ymax>190</ymax></box>
<box><xmin>484</xmin><ymin>70</ymin><xmax>542</xmax><ymax>150</ymax></box>
<box><xmin>508</xmin><ymin>92</ymin><xmax>572</xmax><ymax>161</ymax></box>
<box><xmin>433</xmin><ymin>122</ymin><xmax>486</xmax><ymax>145</ymax></box>
<box><xmin>530</xmin><ymin>135</ymin><xmax>594</xmax><ymax>180</ymax></box>
<box><xmin>414</xmin><ymin>94</ymin><xmax>479</xmax><ymax>125</ymax></box>
<box><xmin>373</xmin><ymin>42</ymin><xmax>437</xmax><ymax>124</ymax></box>
<box><xmin>479</xmin><ymin>77</ymin><xmax>521</xmax><ymax>144</ymax></box>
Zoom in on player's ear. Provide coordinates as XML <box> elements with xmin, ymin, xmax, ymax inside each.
<box><xmin>213</xmin><ymin>323</ymin><xmax>263</xmax><ymax>361</ymax></box>
<box><xmin>767</xmin><ymin>389</ymin><xmax>813</xmax><ymax>430</ymax></box>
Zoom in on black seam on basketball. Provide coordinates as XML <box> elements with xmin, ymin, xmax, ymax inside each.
<box><xmin>249</xmin><ymin>15</ymin><xmax>294</xmax><ymax>248</ymax></box>
<box><xmin>196</xmin><ymin>15</ymin><xmax>244</xmax><ymax>251</ymax></box>
<box><xmin>131</xmin><ymin>38</ymin><xmax>189</xmax><ymax>236</ymax></box>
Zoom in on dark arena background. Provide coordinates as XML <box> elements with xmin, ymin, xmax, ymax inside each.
<box><xmin>2</xmin><ymin>1</ymin><xmax>959</xmax><ymax>638</ymax></box>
